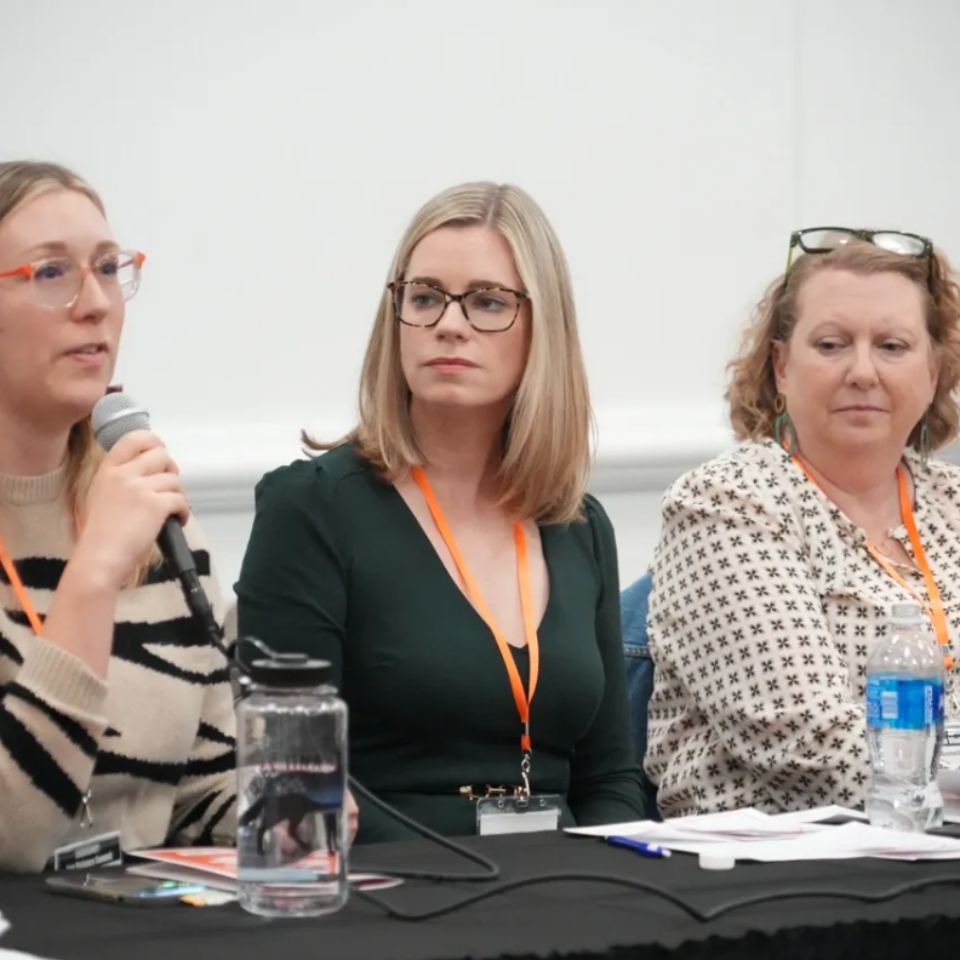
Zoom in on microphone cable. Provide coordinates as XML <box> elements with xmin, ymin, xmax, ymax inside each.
<box><xmin>347</xmin><ymin>778</ymin><xmax>499</xmax><ymax>883</ymax></box>
<box><xmin>355</xmin><ymin>863</ymin><xmax>960</xmax><ymax>924</ymax></box>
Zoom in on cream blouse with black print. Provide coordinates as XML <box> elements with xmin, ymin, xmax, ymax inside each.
<box><xmin>645</xmin><ymin>438</ymin><xmax>960</xmax><ymax>818</ymax></box>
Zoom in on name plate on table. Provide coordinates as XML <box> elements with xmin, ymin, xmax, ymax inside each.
<box><xmin>50</xmin><ymin>832</ymin><xmax>122</xmax><ymax>872</ymax></box>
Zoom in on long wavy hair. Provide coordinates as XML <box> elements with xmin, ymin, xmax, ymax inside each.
<box><xmin>727</xmin><ymin>239</ymin><xmax>960</xmax><ymax>451</ymax></box>
<box><xmin>305</xmin><ymin>182</ymin><xmax>593</xmax><ymax>523</ymax></box>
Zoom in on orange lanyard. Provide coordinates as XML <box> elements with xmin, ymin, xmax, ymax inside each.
<box><xmin>411</xmin><ymin>467</ymin><xmax>540</xmax><ymax>757</ymax></box>
<box><xmin>793</xmin><ymin>456</ymin><xmax>953</xmax><ymax>669</ymax></box>
<box><xmin>0</xmin><ymin>531</ymin><xmax>43</xmax><ymax>636</ymax></box>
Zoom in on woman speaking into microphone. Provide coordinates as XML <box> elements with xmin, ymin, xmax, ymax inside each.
<box><xmin>0</xmin><ymin>161</ymin><xmax>234</xmax><ymax>870</ymax></box>
<box><xmin>237</xmin><ymin>182</ymin><xmax>647</xmax><ymax>842</ymax></box>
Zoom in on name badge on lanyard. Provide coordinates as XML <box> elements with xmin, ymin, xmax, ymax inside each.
<box><xmin>476</xmin><ymin>794</ymin><xmax>562</xmax><ymax>836</ymax></box>
<box><xmin>412</xmin><ymin>468</ymin><xmax>559</xmax><ymax>834</ymax></box>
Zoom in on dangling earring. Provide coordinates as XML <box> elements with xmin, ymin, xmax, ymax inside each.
<box><xmin>918</xmin><ymin>416</ymin><xmax>931</xmax><ymax>469</ymax></box>
<box><xmin>773</xmin><ymin>394</ymin><xmax>798</xmax><ymax>455</ymax></box>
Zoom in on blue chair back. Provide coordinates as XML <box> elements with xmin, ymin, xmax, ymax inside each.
<box><xmin>621</xmin><ymin>572</ymin><xmax>659</xmax><ymax>818</ymax></box>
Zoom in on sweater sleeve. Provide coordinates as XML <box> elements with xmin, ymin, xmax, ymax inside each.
<box><xmin>235</xmin><ymin>461</ymin><xmax>349</xmax><ymax>682</ymax></box>
<box><xmin>167</xmin><ymin>674</ymin><xmax>236</xmax><ymax>846</ymax></box>
<box><xmin>566</xmin><ymin>496</ymin><xmax>649</xmax><ymax>825</ymax></box>
<box><xmin>0</xmin><ymin>621</ymin><xmax>109</xmax><ymax>872</ymax></box>
<box><xmin>168</xmin><ymin>519</ymin><xmax>236</xmax><ymax>846</ymax></box>
<box><xmin>645</xmin><ymin>460</ymin><xmax>868</xmax><ymax>813</ymax></box>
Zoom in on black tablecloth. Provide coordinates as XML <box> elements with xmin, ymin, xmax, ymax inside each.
<box><xmin>3</xmin><ymin>831</ymin><xmax>960</xmax><ymax>960</ymax></box>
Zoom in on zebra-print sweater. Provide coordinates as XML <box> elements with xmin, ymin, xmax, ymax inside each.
<box><xmin>0</xmin><ymin>466</ymin><xmax>235</xmax><ymax>871</ymax></box>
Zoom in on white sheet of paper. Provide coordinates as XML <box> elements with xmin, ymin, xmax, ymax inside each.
<box><xmin>765</xmin><ymin>804</ymin><xmax>868</xmax><ymax>825</ymax></box>
<box><xmin>570</xmin><ymin>808</ymin><xmax>831</xmax><ymax>845</ymax></box>
<box><xmin>943</xmin><ymin>798</ymin><xmax>960</xmax><ymax>823</ymax></box>
<box><xmin>939</xmin><ymin>768</ymin><xmax>960</xmax><ymax>798</ymax></box>
<box><xmin>688</xmin><ymin>822</ymin><xmax>960</xmax><ymax>863</ymax></box>
<box><xmin>567</xmin><ymin>805</ymin><xmax>960</xmax><ymax>862</ymax></box>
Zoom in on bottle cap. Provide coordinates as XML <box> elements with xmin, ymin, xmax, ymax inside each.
<box><xmin>889</xmin><ymin>602</ymin><xmax>923</xmax><ymax>625</ymax></box>
<box><xmin>236</xmin><ymin>636</ymin><xmax>335</xmax><ymax>688</ymax></box>
<box><xmin>247</xmin><ymin>655</ymin><xmax>333</xmax><ymax>687</ymax></box>
<box><xmin>698</xmin><ymin>852</ymin><xmax>736</xmax><ymax>871</ymax></box>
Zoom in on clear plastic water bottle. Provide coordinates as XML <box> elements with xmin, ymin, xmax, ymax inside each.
<box><xmin>865</xmin><ymin>602</ymin><xmax>945</xmax><ymax>832</ymax></box>
<box><xmin>236</xmin><ymin>648</ymin><xmax>349</xmax><ymax>917</ymax></box>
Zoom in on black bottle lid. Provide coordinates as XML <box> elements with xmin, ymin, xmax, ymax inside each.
<box><xmin>237</xmin><ymin>636</ymin><xmax>333</xmax><ymax>687</ymax></box>
<box><xmin>247</xmin><ymin>653</ymin><xmax>333</xmax><ymax>687</ymax></box>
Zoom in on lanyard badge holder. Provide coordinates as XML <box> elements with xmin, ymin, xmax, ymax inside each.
<box><xmin>411</xmin><ymin>468</ymin><xmax>561</xmax><ymax>837</ymax></box>
<box><xmin>473</xmin><ymin>751</ymin><xmax>561</xmax><ymax>837</ymax></box>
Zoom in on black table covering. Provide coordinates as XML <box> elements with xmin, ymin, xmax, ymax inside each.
<box><xmin>2</xmin><ymin>831</ymin><xmax>960</xmax><ymax>959</ymax></box>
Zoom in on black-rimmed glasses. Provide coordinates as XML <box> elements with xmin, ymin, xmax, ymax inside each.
<box><xmin>786</xmin><ymin>227</ymin><xmax>933</xmax><ymax>280</ymax></box>
<box><xmin>389</xmin><ymin>280</ymin><xmax>528</xmax><ymax>333</ymax></box>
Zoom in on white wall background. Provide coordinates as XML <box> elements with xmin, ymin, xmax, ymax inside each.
<box><xmin>4</xmin><ymin>0</ymin><xmax>960</xmax><ymax>593</ymax></box>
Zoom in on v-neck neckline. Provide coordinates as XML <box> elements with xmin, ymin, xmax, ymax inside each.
<box><xmin>388</xmin><ymin>482</ymin><xmax>554</xmax><ymax>651</ymax></box>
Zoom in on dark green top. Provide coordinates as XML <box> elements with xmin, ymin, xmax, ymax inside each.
<box><xmin>235</xmin><ymin>444</ymin><xmax>646</xmax><ymax>842</ymax></box>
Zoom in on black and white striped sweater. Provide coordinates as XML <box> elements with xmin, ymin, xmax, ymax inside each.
<box><xmin>0</xmin><ymin>466</ymin><xmax>236</xmax><ymax>871</ymax></box>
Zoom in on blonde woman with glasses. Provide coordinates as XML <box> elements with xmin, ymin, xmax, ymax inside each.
<box><xmin>646</xmin><ymin>228</ymin><xmax>960</xmax><ymax>822</ymax></box>
<box><xmin>0</xmin><ymin>161</ymin><xmax>234</xmax><ymax>870</ymax></box>
<box><xmin>237</xmin><ymin>182</ymin><xmax>647</xmax><ymax>842</ymax></box>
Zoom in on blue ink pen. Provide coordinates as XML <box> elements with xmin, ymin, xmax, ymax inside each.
<box><xmin>606</xmin><ymin>835</ymin><xmax>672</xmax><ymax>858</ymax></box>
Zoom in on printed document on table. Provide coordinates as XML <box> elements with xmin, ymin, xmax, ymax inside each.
<box><xmin>566</xmin><ymin>806</ymin><xmax>960</xmax><ymax>861</ymax></box>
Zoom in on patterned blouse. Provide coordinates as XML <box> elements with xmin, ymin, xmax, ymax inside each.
<box><xmin>645</xmin><ymin>438</ymin><xmax>960</xmax><ymax>818</ymax></box>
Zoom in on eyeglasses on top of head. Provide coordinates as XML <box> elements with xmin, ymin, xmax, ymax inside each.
<box><xmin>786</xmin><ymin>227</ymin><xmax>933</xmax><ymax>287</ymax></box>
<box><xmin>388</xmin><ymin>279</ymin><xmax>529</xmax><ymax>333</ymax></box>
<box><xmin>0</xmin><ymin>249</ymin><xmax>146</xmax><ymax>310</ymax></box>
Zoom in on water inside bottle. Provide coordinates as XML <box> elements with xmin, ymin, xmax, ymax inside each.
<box><xmin>865</xmin><ymin>726</ymin><xmax>944</xmax><ymax>831</ymax></box>
<box><xmin>865</xmin><ymin>606</ymin><xmax>946</xmax><ymax>833</ymax></box>
<box><xmin>237</xmin><ymin>763</ymin><xmax>347</xmax><ymax>917</ymax></box>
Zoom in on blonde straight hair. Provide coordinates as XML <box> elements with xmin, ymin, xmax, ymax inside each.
<box><xmin>305</xmin><ymin>182</ymin><xmax>593</xmax><ymax>524</ymax></box>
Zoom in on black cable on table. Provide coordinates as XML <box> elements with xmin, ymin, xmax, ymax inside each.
<box><xmin>356</xmin><ymin>869</ymin><xmax>960</xmax><ymax>924</ymax></box>
<box><xmin>348</xmin><ymin>777</ymin><xmax>499</xmax><ymax>883</ymax></box>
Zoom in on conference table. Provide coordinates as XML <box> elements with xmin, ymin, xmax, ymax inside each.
<box><xmin>3</xmin><ymin>830</ymin><xmax>960</xmax><ymax>960</ymax></box>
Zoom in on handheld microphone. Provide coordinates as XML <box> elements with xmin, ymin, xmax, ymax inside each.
<box><xmin>91</xmin><ymin>392</ymin><xmax>227</xmax><ymax>656</ymax></box>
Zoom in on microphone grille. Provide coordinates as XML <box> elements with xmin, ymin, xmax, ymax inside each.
<box><xmin>91</xmin><ymin>392</ymin><xmax>151</xmax><ymax>451</ymax></box>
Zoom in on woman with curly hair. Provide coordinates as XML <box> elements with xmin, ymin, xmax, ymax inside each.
<box><xmin>645</xmin><ymin>228</ymin><xmax>960</xmax><ymax>819</ymax></box>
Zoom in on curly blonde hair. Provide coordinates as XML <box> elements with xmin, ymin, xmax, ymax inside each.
<box><xmin>726</xmin><ymin>239</ymin><xmax>960</xmax><ymax>451</ymax></box>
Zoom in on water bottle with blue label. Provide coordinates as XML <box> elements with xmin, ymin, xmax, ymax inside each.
<box><xmin>236</xmin><ymin>648</ymin><xmax>348</xmax><ymax>917</ymax></box>
<box><xmin>865</xmin><ymin>602</ymin><xmax>945</xmax><ymax>831</ymax></box>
